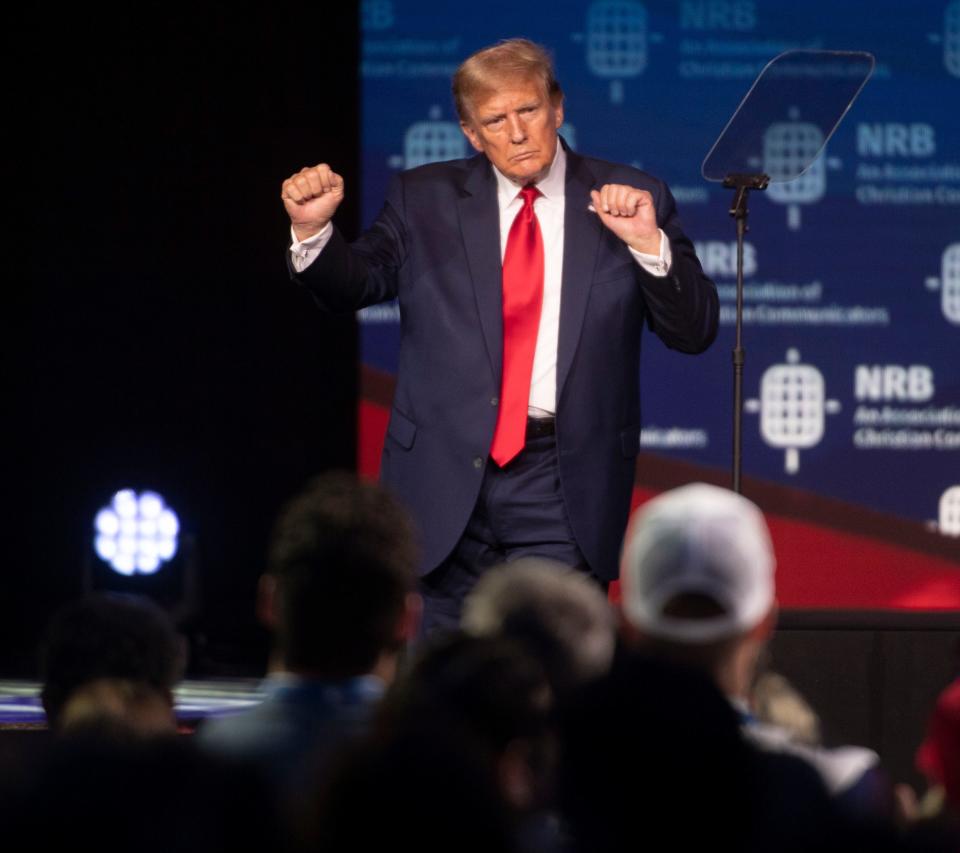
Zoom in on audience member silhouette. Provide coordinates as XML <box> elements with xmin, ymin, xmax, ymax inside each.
<box><xmin>307</xmin><ymin>718</ymin><xmax>521</xmax><ymax>853</ymax></box>
<box><xmin>376</xmin><ymin>632</ymin><xmax>561</xmax><ymax>851</ymax></box>
<box><xmin>562</xmin><ymin>653</ymin><xmax>818</xmax><ymax>852</ymax></box>
<box><xmin>40</xmin><ymin>592</ymin><xmax>183</xmax><ymax>738</ymax></box>
<box><xmin>199</xmin><ymin>472</ymin><xmax>420</xmax><ymax>796</ymax></box>
<box><xmin>461</xmin><ymin>557</ymin><xmax>617</xmax><ymax>699</ymax></box>
<box><xmin>619</xmin><ymin>482</ymin><xmax>885</xmax><ymax>815</ymax></box>
<box><xmin>895</xmin><ymin>676</ymin><xmax>960</xmax><ymax>846</ymax></box>
<box><xmin>2</xmin><ymin>735</ymin><xmax>281</xmax><ymax>853</ymax></box>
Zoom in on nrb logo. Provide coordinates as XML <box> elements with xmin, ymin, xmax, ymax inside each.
<box><xmin>944</xmin><ymin>1</ymin><xmax>960</xmax><ymax>77</ymax></box>
<box><xmin>926</xmin><ymin>486</ymin><xmax>960</xmax><ymax>536</ymax></box>
<box><xmin>938</xmin><ymin>486</ymin><xmax>960</xmax><ymax>536</ymax></box>
<box><xmin>924</xmin><ymin>243</ymin><xmax>960</xmax><ymax>326</ymax></box>
<box><xmin>388</xmin><ymin>107</ymin><xmax>467</xmax><ymax>170</ymax></box>
<box><xmin>760</xmin><ymin>109</ymin><xmax>841</xmax><ymax>231</ymax></box>
<box><xmin>361</xmin><ymin>0</ymin><xmax>394</xmax><ymax>31</ymax></box>
<box><xmin>926</xmin><ymin>2</ymin><xmax>960</xmax><ymax>78</ymax></box>
<box><xmin>744</xmin><ymin>348</ymin><xmax>841</xmax><ymax>474</ymax></box>
<box><xmin>583</xmin><ymin>1</ymin><xmax>648</xmax><ymax>104</ymax></box>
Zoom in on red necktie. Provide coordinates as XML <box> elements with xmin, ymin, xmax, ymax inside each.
<box><xmin>490</xmin><ymin>185</ymin><xmax>545</xmax><ymax>467</ymax></box>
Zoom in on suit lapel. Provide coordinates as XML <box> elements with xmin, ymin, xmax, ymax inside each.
<box><xmin>457</xmin><ymin>155</ymin><xmax>502</xmax><ymax>383</ymax></box>
<box><xmin>556</xmin><ymin>146</ymin><xmax>602</xmax><ymax>405</ymax></box>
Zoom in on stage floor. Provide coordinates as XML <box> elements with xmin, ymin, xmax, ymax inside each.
<box><xmin>0</xmin><ymin>679</ymin><xmax>264</xmax><ymax>728</ymax></box>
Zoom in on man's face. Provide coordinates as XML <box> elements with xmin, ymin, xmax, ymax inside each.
<box><xmin>460</xmin><ymin>78</ymin><xmax>564</xmax><ymax>185</ymax></box>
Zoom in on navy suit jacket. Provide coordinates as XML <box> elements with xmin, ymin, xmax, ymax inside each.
<box><xmin>292</xmin><ymin>142</ymin><xmax>718</xmax><ymax>581</ymax></box>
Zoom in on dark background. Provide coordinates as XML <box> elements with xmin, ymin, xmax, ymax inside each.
<box><xmin>11</xmin><ymin>5</ymin><xmax>361</xmax><ymax>676</ymax></box>
<box><xmin>7</xmin><ymin>4</ymin><xmax>956</xmax><ymax>793</ymax></box>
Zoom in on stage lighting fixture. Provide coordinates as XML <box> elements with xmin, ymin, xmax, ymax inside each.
<box><xmin>94</xmin><ymin>489</ymin><xmax>180</xmax><ymax>576</ymax></box>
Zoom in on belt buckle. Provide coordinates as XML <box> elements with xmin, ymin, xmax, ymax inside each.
<box><xmin>525</xmin><ymin>416</ymin><xmax>556</xmax><ymax>440</ymax></box>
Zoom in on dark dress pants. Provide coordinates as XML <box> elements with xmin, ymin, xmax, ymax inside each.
<box><xmin>417</xmin><ymin>431</ymin><xmax>594</xmax><ymax>639</ymax></box>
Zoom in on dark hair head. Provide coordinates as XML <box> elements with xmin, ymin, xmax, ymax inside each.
<box><xmin>309</xmin><ymin>722</ymin><xmax>520</xmax><ymax>853</ymax></box>
<box><xmin>317</xmin><ymin>634</ymin><xmax>553</xmax><ymax>839</ymax></box>
<box><xmin>381</xmin><ymin>632</ymin><xmax>553</xmax><ymax>761</ymax></box>
<box><xmin>267</xmin><ymin>472</ymin><xmax>418</xmax><ymax>675</ymax></box>
<box><xmin>560</xmin><ymin>655</ymin><xmax>753</xmax><ymax>852</ymax></box>
<box><xmin>40</xmin><ymin>593</ymin><xmax>182</xmax><ymax>730</ymax></box>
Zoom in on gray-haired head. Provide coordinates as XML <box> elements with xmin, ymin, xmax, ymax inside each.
<box><xmin>462</xmin><ymin>558</ymin><xmax>616</xmax><ymax>695</ymax></box>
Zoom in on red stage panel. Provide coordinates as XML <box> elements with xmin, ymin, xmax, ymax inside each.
<box><xmin>359</xmin><ymin>376</ymin><xmax>959</xmax><ymax>611</ymax></box>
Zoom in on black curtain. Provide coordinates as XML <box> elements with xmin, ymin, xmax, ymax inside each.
<box><xmin>11</xmin><ymin>5</ymin><xmax>361</xmax><ymax>675</ymax></box>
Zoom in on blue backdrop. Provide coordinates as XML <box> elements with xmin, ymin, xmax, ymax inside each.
<box><xmin>357</xmin><ymin>0</ymin><xmax>959</xmax><ymax>536</ymax></box>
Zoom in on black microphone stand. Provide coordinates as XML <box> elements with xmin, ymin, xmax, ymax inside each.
<box><xmin>722</xmin><ymin>173</ymin><xmax>769</xmax><ymax>494</ymax></box>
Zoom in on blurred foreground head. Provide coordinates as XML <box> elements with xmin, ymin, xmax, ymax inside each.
<box><xmin>306</xmin><ymin>633</ymin><xmax>552</xmax><ymax>853</ymax></box>
<box><xmin>917</xmin><ymin>677</ymin><xmax>960</xmax><ymax>813</ymax></box>
<box><xmin>262</xmin><ymin>472</ymin><xmax>420</xmax><ymax>678</ymax></box>
<box><xmin>40</xmin><ymin>593</ymin><xmax>183</xmax><ymax>736</ymax></box>
<box><xmin>619</xmin><ymin>483</ymin><xmax>777</xmax><ymax>698</ymax></box>
<box><xmin>310</xmin><ymin>721</ymin><xmax>521</xmax><ymax>853</ymax></box>
<box><xmin>462</xmin><ymin>557</ymin><xmax>616</xmax><ymax>695</ymax></box>
<box><xmin>381</xmin><ymin>632</ymin><xmax>555</xmax><ymax>813</ymax></box>
<box><xmin>621</xmin><ymin>482</ymin><xmax>776</xmax><ymax>642</ymax></box>
<box><xmin>3</xmin><ymin>737</ymin><xmax>280</xmax><ymax>853</ymax></box>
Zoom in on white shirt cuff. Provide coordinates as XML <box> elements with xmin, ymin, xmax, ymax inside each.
<box><xmin>629</xmin><ymin>229</ymin><xmax>672</xmax><ymax>277</ymax></box>
<box><xmin>289</xmin><ymin>223</ymin><xmax>333</xmax><ymax>272</ymax></box>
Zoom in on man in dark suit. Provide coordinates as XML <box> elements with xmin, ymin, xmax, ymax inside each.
<box><xmin>281</xmin><ymin>39</ymin><xmax>718</xmax><ymax>634</ymax></box>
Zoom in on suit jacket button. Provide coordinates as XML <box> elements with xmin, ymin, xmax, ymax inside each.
<box><xmin>490</xmin><ymin>397</ymin><xmax>498</xmax><ymax>406</ymax></box>
<box><xmin>473</xmin><ymin>456</ymin><xmax>484</xmax><ymax>469</ymax></box>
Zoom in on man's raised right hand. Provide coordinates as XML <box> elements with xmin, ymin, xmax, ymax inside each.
<box><xmin>281</xmin><ymin>164</ymin><xmax>345</xmax><ymax>241</ymax></box>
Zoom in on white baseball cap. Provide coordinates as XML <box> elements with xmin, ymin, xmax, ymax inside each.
<box><xmin>621</xmin><ymin>483</ymin><xmax>776</xmax><ymax>643</ymax></box>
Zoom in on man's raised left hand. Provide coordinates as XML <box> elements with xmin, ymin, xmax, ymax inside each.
<box><xmin>589</xmin><ymin>185</ymin><xmax>661</xmax><ymax>255</ymax></box>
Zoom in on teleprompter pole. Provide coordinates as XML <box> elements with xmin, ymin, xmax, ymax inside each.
<box><xmin>723</xmin><ymin>174</ymin><xmax>769</xmax><ymax>494</ymax></box>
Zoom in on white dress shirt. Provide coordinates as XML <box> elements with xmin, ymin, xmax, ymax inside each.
<box><xmin>289</xmin><ymin>143</ymin><xmax>672</xmax><ymax>416</ymax></box>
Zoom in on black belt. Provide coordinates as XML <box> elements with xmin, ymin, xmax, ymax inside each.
<box><xmin>525</xmin><ymin>416</ymin><xmax>556</xmax><ymax>440</ymax></box>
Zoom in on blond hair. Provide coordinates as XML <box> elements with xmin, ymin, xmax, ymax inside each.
<box><xmin>452</xmin><ymin>38</ymin><xmax>563</xmax><ymax>122</ymax></box>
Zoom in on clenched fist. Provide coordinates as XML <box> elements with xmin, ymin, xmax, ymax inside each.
<box><xmin>281</xmin><ymin>163</ymin><xmax>345</xmax><ymax>241</ymax></box>
<box><xmin>589</xmin><ymin>184</ymin><xmax>661</xmax><ymax>255</ymax></box>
